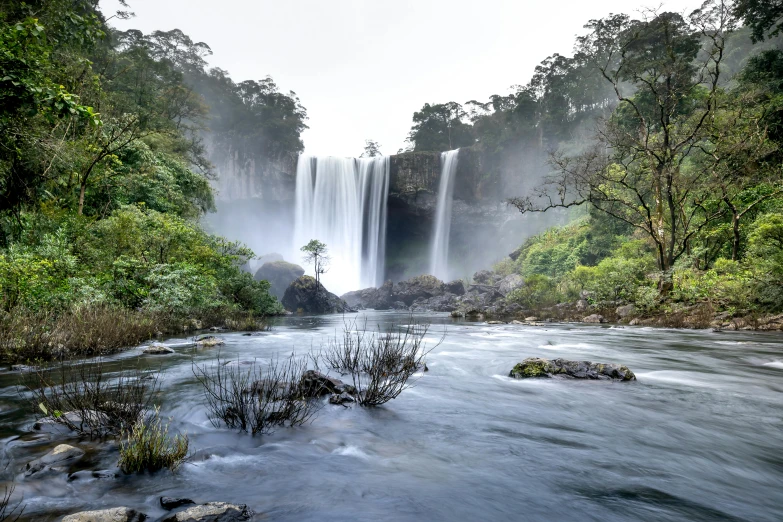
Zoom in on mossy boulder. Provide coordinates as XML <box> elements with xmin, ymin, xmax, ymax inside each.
<box><xmin>509</xmin><ymin>357</ymin><xmax>636</xmax><ymax>381</ymax></box>
<box><xmin>254</xmin><ymin>261</ymin><xmax>305</xmax><ymax>299</ymax></box>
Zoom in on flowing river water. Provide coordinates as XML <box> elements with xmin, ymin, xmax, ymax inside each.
<box><xmin>1</xmin><ymin>312</ymin><xmax>783</xmax><ymax>521</ymax></box>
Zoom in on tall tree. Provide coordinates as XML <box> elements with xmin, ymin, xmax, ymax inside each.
<box><xmin>511</xmin><ymin>2</ymin><xmax>736</xmax><ymax>292</ymax></box>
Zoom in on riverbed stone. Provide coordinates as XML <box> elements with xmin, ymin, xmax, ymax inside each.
<box><xmin>195</xmin><ymin>335</ymin><xmax>225</xmax><ymax>348</ymax></box>
<box><xmin>445</xmin><ymin>279</ymin><xmax>466</xmax><ymax>296</ymax></box>
<box><xmin>329</xmin><ymin>392</ymin><xmax>356</xmax><ymax>405</ymax></box>
<box><xmin>67</xmin><ymin>469</ymin><xmax>119</xmax><ymax>481</ymax></box>
<box><xmin>143</xmin><ymin>344</ymin><xmax>174</xmax><ymax>355</ymax></box>
<box><xmin>301</xmin><ymin>370</ymin><xmax>354</xmax><ymax>396</ymax></box>
<box><xmin>509</xmin><ymin>357</ymin><xmax>636</xmax><ymax>381</ymax></box>
<box><xmin>160</xmin><ymin>497</ymin><xmax>196</xmax><ymax>510</ymax></box>
<box><xmin>616</xmin><ymin>304</ymin><xmax>635</xmax><ymax>319</ymax></box>
<box><xmin>26</xmin><ymin>443</ymin><xmax>84</xmax><ymax>475</ymax></box>
<box><xmin>62</xmin><ymin>507</ymin><xmax>146</xmax><ymax>522</ymax></box>
<box><xmin>160</xmin><ymin>502</ymin><xmax>252</xmax><ymax>522</ymax></box>
<box><xmin>582</xmin><ymin>314</ymin><xmax>606</xmax><ymax>323</ymax></box>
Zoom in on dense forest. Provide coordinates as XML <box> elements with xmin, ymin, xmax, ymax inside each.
<box><xmin>0</xmin><ymin>0</ymin><xmax>309</xmax><ymax>360</ymax></box>
<box><xmin>403</xmin><ymin>0</ymin><xmax>783</xmax><ymax>324</ymax></box>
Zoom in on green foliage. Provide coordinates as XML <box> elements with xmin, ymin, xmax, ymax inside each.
<box><xmin>118</xmin><ymin>407</ymin><xmax>188</xmax><ymax>474</ymax></box>
<box><xmin>506</xmin><ymin>274</ymin><xmax>560</xmax><ymax>309</ymax></box>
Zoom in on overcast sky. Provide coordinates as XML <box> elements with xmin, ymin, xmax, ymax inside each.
<box><xmin>101</xmin><ymin>0</ymin><xmax>700</xmax><ymax>157</ymax></box>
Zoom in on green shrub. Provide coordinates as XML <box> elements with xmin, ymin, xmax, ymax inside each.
<box><xmin>506</xmin><ymin>274</ymin><xmax>560</xmax><ymax>309</ymax></box>
<box><xmin>118</xmin><ymin>407</ymin><xmax>188</xmax><ymax>474</ymax></box>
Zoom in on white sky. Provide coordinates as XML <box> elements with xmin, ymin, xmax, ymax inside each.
<box><xmin>101</xmin><ymin>0</ymin><xmax>700</xmax><ymax>157</ymax></box>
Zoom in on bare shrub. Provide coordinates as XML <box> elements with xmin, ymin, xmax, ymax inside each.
<box><xmin>118</xmin><ymin>407</ymin><xmax>188</xmax><ymax>474</ymax></box>
<box><xmin>193</xmin><ymin>354</ymin><xmax>322</xmax><ymax>435</ymax></box>
<box><xmin>0</xmin><ymin>464</ymin><xmax>24</xmax><ymax>522</ymax></box>
<box><xmin>321</xmin><ymin>319</ymin><xmax>439</xmax><ymax>407</ymax></box>
<box><xmin>22</xmin><ymin>358</ymin><xmax>160</xmax><ymax>439</ymax></box>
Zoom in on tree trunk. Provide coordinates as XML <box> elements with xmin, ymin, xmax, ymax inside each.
<box><xmin>731</xmin><ymin>213</ymin><xmax>741</xmax><ymax>261</ymax></box>
<box><xmin>78</xmin><ymin>182</ymin><xmax>86</xmax><ymax>216</ymax></box>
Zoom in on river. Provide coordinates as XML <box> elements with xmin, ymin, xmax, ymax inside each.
<box><xmin>1</xmin><ymin>312</ymin><xmax>782</xmax><ymax>521</ymax></box>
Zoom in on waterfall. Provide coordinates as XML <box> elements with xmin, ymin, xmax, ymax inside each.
<box><xmin>293</xmin><ymin>155</ymin><xmax>389</xmax><ymax>295</ymax></box>
<box><xmin>429</xmin><ymin>149</ymin><xmax>459</xmax><ymax>281</ymax></box>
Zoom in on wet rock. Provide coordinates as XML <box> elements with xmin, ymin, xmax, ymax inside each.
<box><xmin>282</xmin><ymin>276</ymin><xmax>355</xmax><ymax>314</ymax></box>
<box><xmin>510</xmin><ymin>320</ymin><xmax>524</xmax><ymax>325</ymax></box>
<box><xmin>301</xmin><ymin>370</ymin><xmax>354</xmax><ymax>397</ymax></box>
<box><xmin>161</xmin><ymin>497</ymin><xmax>196</xmax><ymax>510</ymax></box>
<box><xmin>616</xmin><ymin>304</ymin><xmax>635</xmax><ymax>319</ymax></box>
<box><xmin>450</xmin><ymin>310</ymin><xmax>464</xmax><ymax>318</ymax></box>
<box><xmin>329</xmin><ymin>392</ymin><xmax>356</xmax><ymax>405</ymax></box>
<box><xmin>498</xmin><ymin>274</ymin><xmax>524</xmax><ymax>295</ymax></box>
<box><xmin>143</xmin><ymin>344</ymin><xmax>174</xmax><ymax>355</ymax></box>
<box><xmin>11</xmin><ymin>364</ymin><xmax>37</xmax><ymax>372</ymax></box>
<box><xmin>392</xmin><ymin>275</ymin><xmax>446</xmax><ymax>306</ymax></box>
<box><xmin>575</xmin><ymin>299</ymin><xmax>589</xmax><ymax>312</ymax></box>
<box><xmin>195</xmin><ymin>335</ymin><xmax>225</xmax><ymax>348</ymax></box>
<box><xmin>62</xmin><ymin>507</ymin><xmax>147</xmax><ymax>522</ymax></box>
<box><xmin>582</xmin><ymin>314</ymin><xmax>606</xmax><ymax>324</ymax></box>
<box><xmin>67</xmin><ymin>469</ymin><xmax>119</xmax><ymax>481</ymax></box>
<box><xmin>161</xmin><ymin>502</ymin><xmax>253</xmax><ymax>522</ymax></box>
<box><xmin>509</xmin><ymin>357</ymin><xmax>636</xmax><ymax>381</ymax></box>
<box><xmin>33</xmin><ymin>410</ymin><xmax>106</xmax><ymax>432</ymax></box>
<box><xmin>445</xmin><ymin>280</ymin><xmax>466</xmax><ymax>296</ymax></box>
<box><xmin>524</xmin><ymin>316</ymin><xmax>538</xmax><ymax>322</ymax></box>
<box><xmin>26</xmin><ymin>444</ymin><xmax>84</xmax><ymax>476</ymax></box>
<box><xmin>254</xmin><ymin>261</ymin><xmax>305</xmax><ymax>300</ymax></box>
<box><xmin>487</xmin><ymin>320</ymin><xmax>505</xmax><ymax>325</ymax></box>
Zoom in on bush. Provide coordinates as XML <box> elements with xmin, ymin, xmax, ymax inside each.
<box><xmin>506</xmin><ymin>274</ymin><xmax>560</xmax><ymax>309</ymax></box>
<box><xmin>118</xmin><ymin>407</ymin><xmax>188</xmax><ymax>474</ymax></box>
<box><xmin>321</xmin><ymin>319</ymin><xmax>437</xmax><ymax>407</ymax></box>
<box><xmin>193</xmin><ymin>354</ymin><xmax>321</xmax><ymax>435</ymax></box>
<box><xmin>23</xmin><ymin>358</ymin><xmax>160</xmax><ymax>439</ymax></box>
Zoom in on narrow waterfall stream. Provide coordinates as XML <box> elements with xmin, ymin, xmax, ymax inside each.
<box><xmin>293</xmin><ymin>156</ymin><xmax>389</xmax><ymax>295</ymax></box>
<box><xmin>429</xmin><ymin>150</ymin><xmax>459</xmax><ymax>281</ymax></box>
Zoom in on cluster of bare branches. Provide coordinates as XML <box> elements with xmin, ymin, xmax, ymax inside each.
<box><xmin>321</xmin><ymin>318</ymin><xmax>438</xmax><ymax>407</ymax></box>
<box><xmin>0</xmin><ymin>481</ymin><xmax>23</xmax><ymax>522</ymax></box>
<box><xmin>21</xmin><ymin>358</ymin><xmax>160</xmax><ymax>439</ymax></box>
<box><xmin>192</xmin><ymin>354</ymin><xmax>323</xmax><ymax>435</ymax></box>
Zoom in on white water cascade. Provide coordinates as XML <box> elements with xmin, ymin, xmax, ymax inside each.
<box><xmin>293</xmin><ymin>155</ymin><xmax>390</xmax><ymax>295</ymax></box>
<box><xmin>429</xmin><ymin>149</ymin><xmax>459</xmax><ymax>281</ymax></box>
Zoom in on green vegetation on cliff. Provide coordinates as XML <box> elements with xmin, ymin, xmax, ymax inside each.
<box><xmin>0</xmin><ymin>1</ymin><xmax>300</xmax><ymax>360</ymax></box>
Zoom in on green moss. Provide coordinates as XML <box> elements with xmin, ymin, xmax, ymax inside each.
<box><xmin>509</xmin><ymin>358</ymin><xmax>552</xmax><ymax>378</ymax></box>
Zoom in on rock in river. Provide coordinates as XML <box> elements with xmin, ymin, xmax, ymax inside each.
<box><xmin>160</xmin><ymin>497</ymin><xmax>196</xmax><ymax>510</ymax></box>
<box><xmin>282</xmin><ymin>276</ymin><xmax>354</xmax><ymax>314</ymax></box>
<box><xmin>160</xmin><ymin>502</ymin><xmax>253</xmax><ymax>521</ymax></box>
<box><xmin>254</xmin><ymin>260</ymin><xmax>305</xmax><ymax>300</ymax></box>
<box><xmin>62</xmin><ymin>507</ymin><xmax>147</xmax><ymax>522</ymax></box>
<box><xmin>143</xmin><ymin>344</ymin><xmax>174</xmax><ymax>355</ymax></box>
<box><xmin>509</xmin><ymin>357</ymin><xmax>636</xmax><ymax>381</ymax></box>
<box><xmin>25</xmin><ymin>443</ymin><xmax>84</xmax><ymax>476</ymax></box>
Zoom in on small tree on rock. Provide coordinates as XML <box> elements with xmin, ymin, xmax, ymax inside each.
<box><xmin>360</xmin><ymin>139</ymin><xmax>382</xmax><ymax>158</ymax></box>
<box><xmin>301</xmin><ymin>240</ymin><xmax>329</xmax><ymax>290</ymax></box>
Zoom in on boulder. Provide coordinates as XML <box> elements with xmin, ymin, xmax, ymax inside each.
<box><xmin>160</xmin><ymin>502</ymin><xmax>253</xmax><ymax>522</ymax></box>
<box><xmin>575</xmin><ymin>299</ymin><xmax>589</xmax><ymax>312</ymax></box>
<box><xmin>143</xmin><ymin>344</ymin><xmax>174</xmax><ymax>355</ymax></box>
<box><xmin>282</xmin><ymin>276</ymin><xmax>354</xmax><ymax>314</ymax></box>
<box><xmin>161</xmin><ymin>497</ymin><xmax>196</xmax><ymax>510</ymax></box>
<box><xmin>392</xmin><ymin>275</ymin><xmax>446</xmax><ymax>306</ymax></box>
<box><xmin>300</xmin><ymin>370</ymin><xmax>354</xmax><ymax>397</ymax></box>
<box><xmin>472</xmin><ymin>270</ymin><xmax>495</xmax><ymax>284</ymax></box>
<box><xmin>445</xmin><ymin>280</ymin><xmax>466</xmax><ymax>296</ymax></box>
<box><xmin>63</xmin><ymin>507</ymin><xmax>147</xmax><ymax>522</ymax></box>
<box><xmin>254</xmin><ymin>261</ymin><xmax>305</xmax><ymax>300</ymax></box>
<box><xmin>498</xmin><ymin>274</ymin><xmax>524</xmax><ymax>295</ymax></box>
<box><xmin>582</xmin><ymin>314</ymin><xmax>606</xmax><ymax>324</ymax></box>
<box><xmin>524</xmin><ymin>316</ymin><xmax>538</xmax><ymax>322</ymax></box>
<box><xmin>509</xmin><ymin>357</ymin><xmax>636</xmax><ymax>381</ymax></box>
<box><xmin>195</xmin><ymin>335</ymin><xmax>225</xmax><ymax>348</ymax></box>
<box><xmin>25</xmin><ymin>444</ymin><xmax>84</xmax><ymax>475</ymax></box>
<box><xmin>257</xmin><ymin>253</ymin><xmax>284</xmax><ymax>265</ymax></box>
<box><xmin>616</xmin><ymin>304</ymin><xmax>636</xmax><ymax>319</ymax></box>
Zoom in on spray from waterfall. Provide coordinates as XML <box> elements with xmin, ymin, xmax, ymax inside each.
<box><xmin>429</xmin><ymin>149</ymin><xmax>459</xmax><ymax>281</ymax></box>
<box><xmin>293</xmin><ymin>155</ymin><xmax>389</xmax><ymax>295</ymax></box>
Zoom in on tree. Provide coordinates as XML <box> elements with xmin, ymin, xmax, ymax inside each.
<box><xmin>511</xmin><ymin>3</ymin><xmax>736</xmax><ymax>293</ymax></box>
<box><xmin>360</xmin><ymin>139</ymin><xmax>382</xmax><ymax>158</ymax></box>
<box><xmin>406</xmin><ymin>102</ymin><xmax>474</xmax><ymax>152</ymax></box>
<box><xmin>301</xmin><ymin>239</ymin><xmax>329</xmax><ymax>290</ymax></box>
<box><xmin>733</xmin><ymin>0</ymin><xmax>783</xmax><ymax>42</ymax></box>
